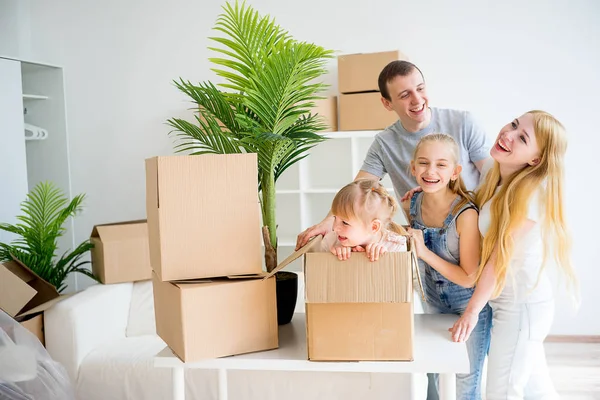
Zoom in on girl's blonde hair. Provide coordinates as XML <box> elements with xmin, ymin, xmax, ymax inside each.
<box><xmin>412</xmin><ymin>133</ymin><xmax>476</xmax><ymax>213</ymax></box>
<box><xmin>331</xmin><ymin>179</ymin><xmax>407</xmax><ymax>235</ymax></box>
<box><xmin>475</xmin><ymin>110</ymin><xmax>578</xmax><ymax>299</ymax></box>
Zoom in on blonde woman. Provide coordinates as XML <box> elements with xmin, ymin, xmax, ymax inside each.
<box><xmin>450</xmin><ymin>111</ymin><xmax>577</xmax><ymax>399</ymax></box>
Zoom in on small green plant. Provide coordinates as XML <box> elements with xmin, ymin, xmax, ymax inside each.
<box><xmin>0</xmin><ymin>182</ymin><xmax>98</xmax><ymax>292</ymax></box>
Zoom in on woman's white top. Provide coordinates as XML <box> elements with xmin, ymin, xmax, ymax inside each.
<box><xmin>478</xmin><ymin>160</ymin><xmax>553</xmax><ymax>304</ymax></box>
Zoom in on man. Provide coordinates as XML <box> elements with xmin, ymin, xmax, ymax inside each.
<box><xmin>296</xmin><ymin>60</ymin><xmax>490</xmax><ymax>249</ymax></box>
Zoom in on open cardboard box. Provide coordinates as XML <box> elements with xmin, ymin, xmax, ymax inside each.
<box><xmin>266</xmin><ymin>235</ymin><xmax>424</xmax><ymax>361</ymax></box>
<box><xmin>145</xmin><ymin>154</ymin><xmax>263</xmax><ymax>282</ymax></box>
<box><xmin>0</xmin><ymin>259</ymin><xmax>68</xmax><ymax>345</ymax></box>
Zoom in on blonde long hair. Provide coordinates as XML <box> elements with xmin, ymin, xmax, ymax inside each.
<box><xmin>475</xmin><ymin>110</ymin><xmax>577</xmax><ymax>298</ymax></box>
<box><xmin>412</xmin><ymin>133</ymin><xmax>476</xmax><ymax>213</ymax></box>
<box><xmin>331</xmin><ymin>179</ymin><xmax>407</xmax><ymax>235</ymax></box>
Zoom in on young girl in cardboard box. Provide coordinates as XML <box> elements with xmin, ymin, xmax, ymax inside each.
<box><xmin>319</xmin><ymin>179</ymin><xmax>408</xmax><ymax>260</ymax></box>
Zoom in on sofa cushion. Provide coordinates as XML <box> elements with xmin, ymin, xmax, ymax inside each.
<box><xmin>126</xmin><ymin>280</ymin><xmax>156</xmax><ymax>337</ymax></box>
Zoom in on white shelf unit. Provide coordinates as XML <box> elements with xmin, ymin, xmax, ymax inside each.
<box><xmin>0</xmin><ymin>56</ymin><xmax>76</xmax><ymax>288</ymax></box>
<box><xmin>273</xmin><ymin>131</ymin><xmax>403</xmax><ymax>271</ymax></box>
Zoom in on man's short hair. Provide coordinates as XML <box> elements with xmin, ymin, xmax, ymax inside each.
<box><xmin>378</xmin><ymin>61</ymin><xmax>424</xmax><ymax>101</ymax></box>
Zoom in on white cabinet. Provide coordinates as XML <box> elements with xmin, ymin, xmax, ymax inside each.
<box><xmin>0</xmin><ymin>56</ymin><xmax>74</xmax><ymax>259</ymax></box>
<box><xmin>275</xmin><ymin>131</ymin><xmax>405</xmax><ymax>271</ymax></box>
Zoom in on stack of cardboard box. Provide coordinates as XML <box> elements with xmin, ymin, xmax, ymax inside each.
<box><xmin>338</xmin><ymin>50</ymin><xmax>408</xmax><ymax>131</ymax></box>
<box><xmin>144</xmin><ymin>154</ymin><xmax>278</xmax><ymax>362</ymax></box>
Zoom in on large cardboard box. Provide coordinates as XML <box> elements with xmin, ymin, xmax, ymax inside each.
<box><xmin>311</xmin><ymin>96</ymin><xmax>338</xmax><ymax>132</ymax></box>
<box><xmin>339</xmin><ymin>92</ymin><xmax>398</xmax><ymax>131</ymax></box>
<box><xmin>145</xmin><ymin>154</ymin><xmax>263</xmax><ymax>281</ymax></box>
<box><xmin>268</xmin><ymin>236</ymin><xmax>422</xmax><ymax>361</ymax></box>
<box><xmin>90</xmin><ymin>220</ymin><xmax>152</xmax><ymax>284</ymax></box>
<box><xmin>338</xmin><ymin>50</ymin><xmax>408</xmax><ymax>94</ymax></box>
<box><xmin>152</xmin><ymin>271</ymin><xmax>278</xmax><ymax>362</ymax></box>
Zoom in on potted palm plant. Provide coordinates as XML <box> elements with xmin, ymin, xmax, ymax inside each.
<box><xmin>167</xmin><ymin>1</ymin><xmax>333</xmax><ymax>324</ymax></box>
<box><xmin>0</xmin><ymin>182</ymin><xmax>98</xmax><ymax>293</ymax></box>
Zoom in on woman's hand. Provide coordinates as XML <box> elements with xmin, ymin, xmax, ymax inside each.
<box><xmin>365</xmin><ymin>242</ymin><xmax>387</xmax><ymax>261</ymax></box>
<box><xmin>449</xmin><ymin>310</ymin><xmax>479</xmax><ymax>342</ymax></box>
<box><xmin>407</xmin><ymin>228</ymin><xmax>428</xmax><ymax>258</ymax></box>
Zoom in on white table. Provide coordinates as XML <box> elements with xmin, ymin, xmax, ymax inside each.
<box><xmin>154</xmin><ymin>313</ymin><xmax>469</xmax><ymax>400</ymax></box>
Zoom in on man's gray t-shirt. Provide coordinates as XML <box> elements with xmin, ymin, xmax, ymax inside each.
<box><xmin>361</xmin><ymin>107</ymin><xmax>490</xmax><ymax>197</ymax></box>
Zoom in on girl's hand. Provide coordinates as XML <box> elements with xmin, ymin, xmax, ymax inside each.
<box><xmin>407</xmin><ymin>228</ymin><xmax>427</xmax><ymax>258</ymax></box>
<box><xmin>331</xmin><ymin>245</ymin><xmax>352</xmax><ymax>261</ymax></box>
<box><xmin>449</xmin><ymin>311</ymin><xmax>479</xmax><ymax>342</ymax></box>
<box><xmin>365</xmin><ymin>242</ymin><xmax>387</xmax><ymax>261</ymax></box>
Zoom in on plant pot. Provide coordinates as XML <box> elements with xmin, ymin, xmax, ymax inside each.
<box><xmin>275</xmin><ymin>271</ymin><xmax>298</xmax><ymax>325</ymax></box>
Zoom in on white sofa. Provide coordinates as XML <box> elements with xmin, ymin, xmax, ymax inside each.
<box><xmin>44</xmin><ymin>273</ymin><xmax>426</xmax><ymax>400</ymax></box>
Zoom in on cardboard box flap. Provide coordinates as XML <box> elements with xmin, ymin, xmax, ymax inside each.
<box><xmin>17</xmin><ymin>294</ymin><xmax>72</xmax><ymax>318</ymax></box>
<box><xmin>171</xmin><ymin>273</ymin><xmax>268</xmax><ymax>286</ymax></box>
<box><xmin>0</xmin><ymin>262</ymin><xmax>37</xmax><ymax>317</ymax></box>
<box><xmin>6</xmin><ymin>258</ymin><xmax>60</xmax><ymax>314</ymax></box>
<box><xmin>264</xmin><ymin>236</ymin><xmax>323</xmax><ymax>278</ymax></box>
<box><xmin>304</xmin><ymin>252</ymin><xmax>412</xmax><ymax>303</ymax></box>
<box><xmin>91</xmin><ymin>220</ymin><xmax>147</xmax><ymax>241</ymax></box>
<box><xmin>409</xmin><ymin>237</ymin><xmax>426</xmax><ymax>303</ymax></box>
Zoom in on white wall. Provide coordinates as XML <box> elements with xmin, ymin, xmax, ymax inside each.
<box><xmin>0</xmin><ymin>0</ymin><xmax>31</xmax><ymax>58</ymax></box>
<box><xmin>16</xmin><ymin>0</ymin><xmax>600</xmax><ymax>334</ymax></box>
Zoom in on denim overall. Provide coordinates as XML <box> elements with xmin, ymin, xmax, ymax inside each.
<box><xmin>410</xmin><ymin>192</ymin><xmax>492</xmax><ymax>400</ymax></box>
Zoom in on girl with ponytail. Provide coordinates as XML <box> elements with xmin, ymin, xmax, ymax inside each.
<box><xmin>321</xmin><ymin>179</ymin><xmax>408</xmax><ymax>261</ymax></box>
<box><xmin>403</xmin><ymin>133</ymin><xmax>491</xmax><ymax>399</ymax></box>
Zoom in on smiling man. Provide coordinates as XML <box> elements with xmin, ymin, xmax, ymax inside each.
<box><xmin>359</xmin><ymin>60</ymin><xmax>491</xmax><ymax>198</ymax></box>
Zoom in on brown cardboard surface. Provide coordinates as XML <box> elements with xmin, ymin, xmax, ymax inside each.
<box><xmin>0</xmin><ymin>260</ymin><xmax>59</xmax><ymax>318</ymax></box>
<box><xmin>90</xmin><ymin>220</ymin><xmax>152</xmax><ymax>284</ymax></box>
<box><xmin>339</xmin><ymin>92</ymin><xmax>398</xmax><ymax>131</ymax></box>
<box><xmin>19</xmin><ymin>313</ymin><xmax>45</xmax><ymax>346</ymax></box>
<box><xmin>304</xmin><ymin>252</ymin><xmax>412</xmax><ymax>303</ymax></box>
<box><xmin>146</xmin><ymin>154</ymin><xmax>263</xmax><ymax>281</ymax></box>
<box><xmin>152</xmin><ymin>271</ymin><xmax>278</xmax><ymax>362</ymax></box>
<box><xmin>0</xmin><ymin>262</ymin><xmax>36</xmax><ymax>317</ymax></box>
<box><xmin>306</xmin><ymin>302</ymin><xmax>413</xmax><ymax>361</ymax></box>
<box><xmin>338</xmin><ymin>50</ymin><xmax>408</xmax><ymax>94</ymax></box>
<box><xmin>311</xmin><ymin>96</ymin><xmax>338</xmax><ymax>132</ymax></box>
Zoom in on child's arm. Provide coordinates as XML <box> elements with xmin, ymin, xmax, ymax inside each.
<box><xmin>450</xmin><ymin>218</ymin><xmax>538</xmax><ymax>342</ymax></box>
<box><xmin>410</xmin><ymin>208</ymin><xmax>480</xmax><ymax>288</ymax></box>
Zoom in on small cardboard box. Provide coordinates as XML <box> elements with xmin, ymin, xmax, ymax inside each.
<box><xmin>267</xmin><ymin>236</ymin><xmax>423</xmax><ymax>361</ymax></box>
<box><xmin>338</xmin><ymin>50</ymin><xmax>408</xmax><ymax>94</ymax></box>
<box><xmin>311</xmin><ymin>96</ymin><xmax>338</xmax><ymax>132</ymax></box>
<box><xmin>152</xmin><ymin>271</ymin><xmax>278</xmax><ymax>362</ymax></box>
<box><xmin>339</xmin><ymin>92</ymin><xmax>398</xmax><ymax>131</ymax></box>
<box><xmin>145</xmin><ymin>154</ymin><xmax>263</xmax><ymax>281</ymax></box>
<box><xmin>0</xmin><ymin>260</ymin><xmax>59</xmax><ymax>318</ymax></box>
<box><xmin>0</xmin><ymin>260</ymin><xmax>67</xmax><ymax>346</ymax></box>
<box><xmin>90</xmin><ymin>220</ymin><xmax>152</xmax><ymax>284</ymax></box>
